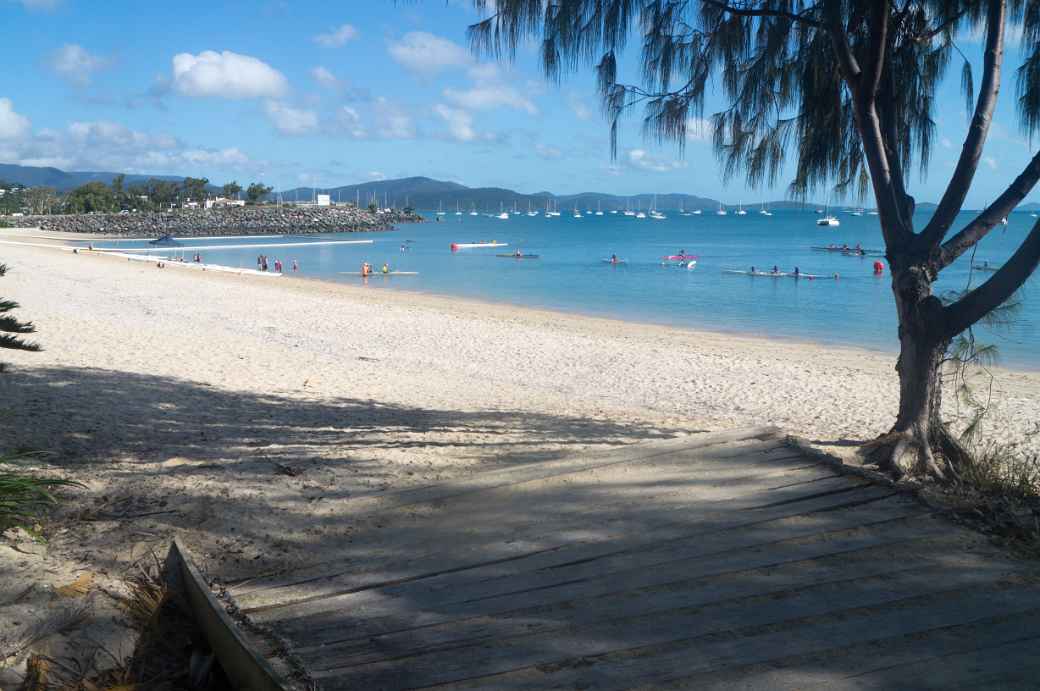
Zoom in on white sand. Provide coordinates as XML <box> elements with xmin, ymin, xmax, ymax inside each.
<box><xmin>0</xmin><ymin>241</ymin><xmax>1037</xmax><ymax>581</ymax></box>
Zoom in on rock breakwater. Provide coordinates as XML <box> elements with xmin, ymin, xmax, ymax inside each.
<box><xmin>7</xmin><ymin>206</ymin><xmax>422</xmax><ymax>237</ymax></box>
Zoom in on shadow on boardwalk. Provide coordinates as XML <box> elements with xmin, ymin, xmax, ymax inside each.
<box><xmin>4</xmin><ymin>366</ymin><xmax>1039</xmax><ymax>690</ymax></box>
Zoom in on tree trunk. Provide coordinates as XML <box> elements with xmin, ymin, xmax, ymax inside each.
<box><xmin>864</xmin><ymin>261</ymin><xmax>953</xmax><ymax>478</ymax></box>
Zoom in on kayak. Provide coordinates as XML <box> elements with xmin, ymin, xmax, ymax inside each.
<box><xmin>602</xmin><ymin>259</ymin><xmax>627</xmax><ymax>265</ymax></box>
<box><xmin>662</xmin><ymin>254</ymin><xmax>698</xmax><ymax>261</ymax></box>
<box><xmin>496</xmin><ymin>253</ymin><xmax>540</xmax><ymax>258</ymax></box>
<box><xmin>971</xmin><ymin>263</ymin><xmax>1000</xmax><ymax>272</ymax></box>
<box><xmin>811</xmin><ymin>246</ymin><xmax>883</xmax><ymax>256</ymax></box>
<box><xmin>339</xmin><ymin>271</ymin><xmax>419</xmax><ymax>276</ymax></box>
<box><xmin>723</xmin><ymin>269</ymin><xmax>836</xmax><ymax>280</ymax></box>
<box><xmin>451</xmin><ymin>242</ymin><xmax>508</xmax><ymax>250</ymax></box>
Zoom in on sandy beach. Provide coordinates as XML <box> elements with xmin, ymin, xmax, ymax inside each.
<box><xmin>0</xmin><ymin>237</ymin><xmax>1038</xmax><ymax>680</ymax></box>
<box><xmin>0</xmin><ymin>239</ymin><xmax>1031</xmax><ymax>566</ymax></box>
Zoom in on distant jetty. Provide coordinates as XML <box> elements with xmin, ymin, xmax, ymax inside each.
<box><xmin>6</xmin><ymin>206</ymin><xmax>423</xmax><ymax>238</ymax></box>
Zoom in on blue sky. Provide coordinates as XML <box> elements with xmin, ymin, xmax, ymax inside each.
<box><xmin>0</xmin><ymin>0</ymin><xmax>1037</xmax><ymax>206</ymax></box>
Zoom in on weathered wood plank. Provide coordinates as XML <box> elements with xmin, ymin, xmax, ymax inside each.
<box><xmin>299</xmin><ymin>540</ymin><xmax>1010</xmax><ymax>669</ymax></box>
<box><xmin>266</xmin><ymin>497</ymin><xmax>933</xmax><ymax>646</ymax></box>
<box><xmin>612</xmin><ymin>606</ymin><xmax>1040</xmax><ymax>689</ymax></box>
<box><xmin>231</xmin><ymin>435</ymin><xmax>798</xmax><ymax>600</ymax></box>
<box><xmin>397</xmin><ymin>584</ymin><xmax>1040</xmax><ymax>691</ymax></box>
<box><xmin>237</xmin><ymin>465</ymin><xmax>859</xmax><ymax>613</ymax></box>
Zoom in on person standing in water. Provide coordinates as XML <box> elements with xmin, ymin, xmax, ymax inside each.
<box><xmin>382</xmin><ymin>262</ymin><xmax>390</xmax><ymax>274</ymax></box>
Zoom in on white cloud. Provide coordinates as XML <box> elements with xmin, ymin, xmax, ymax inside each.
<box><xmin>535</xmin><ymin>143</ymin><xmax>562</xmax><ymax>160</ymax></box>
<box><xmin>940</xmin><ymin>136</ymin><xmax>953</xmax><ymax>149</ymax></box>
<box><xmin>313</xmin><ymin>24</ymin><xmax>359</xmax><ymax>47</ymax></box>
<box><xmin>0</xmin><ymin>117</ymin><xmax>256</xmax><ymax>175</ymax></box>
<box><xmin>172</xmin><ymin>50</ymin><xmax>287</xmax><ymax>99</ymax></box>
<box><xmin>265</xmin><ymin>101</ymin><xmax>319</xmax><ymax>135</ymax></box>
<box><xmin>388</xmin><ymin>32</ymin><xmax>470</xmax><ymax>76</ymax></box>
<box><xmin>626</xmin><ymin>148</ymin><xmax>688</xmax><ymax>172</ymax></box>
<box><xmin>443</xmin><ymin>83</ymin><xmax>537</xmax><ymax>114</ymax></box>
<box><xmin>467</xmin><ymin>63</ymin><xmax>500</xmax><ymax>81</ymax></box>
<box><xmin>0</xmin><ymin>98</ymin><xmax>31</xmax><ymax>139</ymax></box>
<box><xmin>310</xmin><ymin>66</ymin><xmax>340</xmax><ymax>89</ymax></box>
<box><xmin>983</xmin><ymin>156</ymin><xmax>997</xmax><ymax>170</ymax></box>
<box><xmin>335</xmin><ymin>106</ymin><xmax>367</xmax><ymax>138</ymax></box>
<box><xmin>433</xmin><ymin>104</ymin><xmax>478</xmax><ymax>142</ymax></box>
<box><xmin>366</xmin><ymin>171</ymin><xmax>386</xmax><ymax>181</ymax></box>
<box><xmin>685</xmin><ymin>117</ymin><xmax>712</xmax><ymax>142</ymax></box>
<box><xmin>374</xmin><ymin>97</ymin><xmax>415</xmax><ymax>139</ymax></box>
<box><xmin>48</xmin><ymin>44</ymin><xmax>109</xmax><ymax>87</ymax></box>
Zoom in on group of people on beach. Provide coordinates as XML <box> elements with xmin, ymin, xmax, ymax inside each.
<box><xmin>257</xmin><ymin>255</ymin><xmax>299</xmax><ymax>273</ymax></box>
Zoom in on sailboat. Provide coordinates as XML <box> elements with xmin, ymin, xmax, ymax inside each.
<box><xmin>736</xmin><ymin>202</ymin><xmax>748</xmax><ymax>216</ymax></box>
<box><xmin>816</xmin><ymin>204</ymin><xmax>840</xmax><ymax>226</ymax></box>
<box><xmin>716</xmin><ymin>202</ymin><xmax>728</xmax><ymax>216</ymax></box>
<box><xmin>436</xmin><ymin>201</ymin><xmax>446</xmax><ymax>216</ymax></box>
<box><xmin>595</xmin><ymin>201</ymin><xmax>604</xmax><ymax>216</ymax></box>
<box><xmin>469</xmin><ymin>202</ymin><xmax>479</xmax><ymax>216</ymax></box>
<box><xmin>455</xmin><ymin>201</ymin><xmax>462</xmax><ymax>216</ymax></box>
<box><xmin>496</xmin><ymin>202</ymin><xmax>510</xmax><ymax>220</ymax></box>
<box><xmin>759</xmin><ymin>202</ymin><xmax>772</xmax><ymax>216</ymax></box>
<box><xmin>648</xmin><ymin>194</ymin><xmax>666</xmax><ymax>219</ymax></box>
<box><xmin>527</xmin><ymin>200</ymin><xmax>538</xmax><ymax>217</ymax></box>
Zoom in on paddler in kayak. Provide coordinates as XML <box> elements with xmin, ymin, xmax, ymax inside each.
<box><xmin>514</xmin><ymin>248</ymin><xmax>523</xmax><ymax>258</ymax></box>
<box><xmin>772</xmin><ymin>265</ymin><xmax>780</xmax><ymax>274</ymax></box>
<box><xmin>793</xmin><ymin>266</ymin><xmax>801</xmax><ymax>278</ymax></box>
<box><xmin>610</xmin><ymin>254</ymin><xmax>619</xmax><ymax>264</ymax></box>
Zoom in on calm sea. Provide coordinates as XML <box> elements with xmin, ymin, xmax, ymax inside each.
<box><xmin>93</xmin><ymin>209</ymin><xmax>1040</xmax><ymax>369</ymax></box>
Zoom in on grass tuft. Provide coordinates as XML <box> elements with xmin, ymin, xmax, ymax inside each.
<box><xmin>0</xmin><ymin>452</ymin><xmax>82</xmax><ymax>528</ymax></box>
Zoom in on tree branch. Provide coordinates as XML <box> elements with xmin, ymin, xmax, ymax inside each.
<box><xmin>700</xmin><ymin>0</ymin><xmax>823</xmax><ymax>28</ymax></box>
<box><xmin>944</xmin><ymin>218</ymin><xmax>1040</xmax><ymax>337</ymax></box>
<box><xmin>938</xmin><ymin>149</ymin><xmax>1040</xmax><ymax>269</ymax></box>
<box><xmin>863</xmin><ymin>0</ymin><xmax>889</xmax><ymax>103</ymax></box>
<box><xmin>920</xmin><ymin>0</ymin><xmax>1006</xmax><ymax>247</ymax></box>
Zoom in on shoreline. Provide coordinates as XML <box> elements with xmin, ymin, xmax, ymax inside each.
<box><xmin>4</xmin><ymin>231</ymin><xmax>1038</xmax><ymax>377</ymax></box>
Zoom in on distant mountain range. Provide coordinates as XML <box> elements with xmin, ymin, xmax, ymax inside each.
<box><xmin>3</xmin><ymin>163</ymin><xmax>1038</xmax><ymax>213</ymax></box>
<box><xmin>0</xmin><ymin>163</ymin><xmax>182</xmax><ymax>192</ymax></box>
<box><xmin>278</xmin><ymin>176</ymin><xmax>817</xmax><ymax>212</ymax></box>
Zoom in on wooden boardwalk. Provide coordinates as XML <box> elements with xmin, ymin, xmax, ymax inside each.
<box><xmin>209</xmin><ymin>427</ymin><xmax>1040</xmax><ymax>690</ymax></box>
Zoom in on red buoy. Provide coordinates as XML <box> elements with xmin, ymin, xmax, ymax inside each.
<box><xmin>873</xmin><ymin>260</ymin><xmax>885</xmax><ymax>275</ymax></box>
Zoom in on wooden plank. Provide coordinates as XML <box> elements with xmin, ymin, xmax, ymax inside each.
<box><xmin>246</xmin><ymin>480</ymin><xmax>896</xmax><ymax>623</ymax></box>
<box><xmin>163</xmin><ymin>540</ymin><xmax>291</xmax><ymax>691</ymax></box>
<box><xmin>378</xmin><ymin>583</ymin><xmax>1040</xmax><ymax>691</ymax></box>
<box><xmin>622</xmin><ymin>611</ymin><xmax>1040</xmax><ymax>690</ymax></box>
<box><xmin>296</xmin><ymin>537</ymin><xmax>1004</xmax><ymax>667</ymax></box>
<box><xmin>230</xmin><ymin>433</ymin><xmax>793</xmax><ymax>599</ymax></box>
<box><xmin>313</xmin><ymin>575</ymin><xmax>1038</xmax><ymax>689</ymax></box>
<box><xmin>265</xmin><ymin>496</ymin><xmax>931</xmax><ymax>642</ymax></box>
<box><xmin>234</xmin><ymin>458</ymin><xmax>848</xmax><ymax>610</ymax></box>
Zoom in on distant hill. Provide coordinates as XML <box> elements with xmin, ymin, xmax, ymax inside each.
<box><xmin>280</xmin><ymin>176</ymin><xmax>734</xmax><ymax>212</ymax></box>
<box><xmin>0</xmin><ymin>163</ymin><xmax>183</xmax><ymax>192</ymax></box>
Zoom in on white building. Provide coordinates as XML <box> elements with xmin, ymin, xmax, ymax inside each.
<box><xmin>316</xmin><ymin>194</ymin><xmax>331</xmax><ymax>207</ymax></box>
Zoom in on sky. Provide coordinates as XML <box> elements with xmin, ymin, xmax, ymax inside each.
<box><xmin>0</xmin><ymin>0</ymin><xmax>1038</xmax><ymax>206</ymax></box>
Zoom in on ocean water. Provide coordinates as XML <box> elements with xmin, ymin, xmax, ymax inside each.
<box><xmin>92</xmin><ymin>209</ymin><xmax>1040</xmax><ymax>368</ymax></box>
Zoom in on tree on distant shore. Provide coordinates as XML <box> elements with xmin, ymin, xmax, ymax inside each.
<box><xmin>182</xmin><ymin>177</ymin><xmax>210</xmax><ymax>205</ymax></box>
<box><xmin>467</xmin><ymin>1</ymin><xmax>1040</xmax><ymax>480</ymax></box>
<box><xmin>0</xmin><ymin>263</ymin><xmax>39</xmax><ymax>363</ymax></box>
<box><xmin>146</xmin><ymin>179</ymin><xmax>180</xmax><ymax>210</ymax></box>
<box><xmin>64</xmin><ymin>182</ymin><xmax>117</xmax><ymax>214</ymax></box>
<box><xmin>222</xmin><ymin>181</ymin><xmax>243</xmax><ymax>199</ymax></box>
<box><xmin>23</xmin><ymin>187</ymin><xmax>56</xmax><ymax>215</ymax></box>
<box><xmin>246</xmin><ymin>182</ymin><xmax>273</xmax><ymax>204</ymax></box>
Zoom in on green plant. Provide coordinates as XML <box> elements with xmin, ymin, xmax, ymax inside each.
<box><xmin>0</xmin><ymin>453</ymin><xmax>82</xmax><ymax>527</ymax></box>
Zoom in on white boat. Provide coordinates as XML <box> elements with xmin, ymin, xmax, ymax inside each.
<box><xmin>716</xmin><ymin>203</ymin><xmax>728</xmax><ymax>216</ymax></box>
<box><xmin>436</xmin><ymin>201</ymin><xmax>446</xmax><ymax>216</ymax></box>
<box><xmin>816</xmin><ymin>204</ymin><xmax>840</xmax><ymax>226</ymax></box>
<box><xmin>451</xmin><ymin>241</ymin><xmax>508</xmax><ymax>249</ymax></box>
<box><xmin>692</xmin><ymin>209</ymin><xmax>702</xmax><ymax>215</ymax></box>
<box><xmin>1001</xmin><ymin>216</ymin><xmax>1009</xmax><ymax>225</ymax></box>
<box><xmin>595</xmin><ymin>201</ymin><xmax>604</xmax><ymax>216</ymax></box>
<box><xmin>650</xmin><ymin>210</ymin><xmax>666</xmax><ymax>220</ymax></box>
<box><xmin>455</xmin><ymin>201</ymin><xmax>462</xmax><ymax>216</ymax></box>
<box><xmin>469</xmin><ymin>203</ymin><xmax>478</xmax><ymax>216</ymax></box>
<box><xmin>759</xmin><ymin>202</ymin><xmax>772</xmax><ymax>216</ymax></box>
<box><xmin>573</xmin><ymin>205</ymin><xmax>583</xmax><ymax>219</ymax></box>
<box><xmin>736</xmin><ymin>202</ymin><xmax>747</xmax><ymax>216</ymax></box>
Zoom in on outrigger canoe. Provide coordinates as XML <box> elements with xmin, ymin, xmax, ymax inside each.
<box><xmin>811</xmin><ymin>246</ymin><xmax>884</xmax><ymax>256</ymax></box>
<box><xmin>723</xmin><ymin>269</ymin><xmax>836</xmax><ymax>280</ymax></box>
<box><xmin>339</xmin><ymin>271</ymin><xmax>419</xmax><ymax>276</ymax></box>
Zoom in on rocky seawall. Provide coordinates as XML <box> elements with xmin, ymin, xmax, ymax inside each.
<box><xmin>5</xmin><ymin>206</ymin><xmax>423</xmax><ymax>237</ymax></box>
